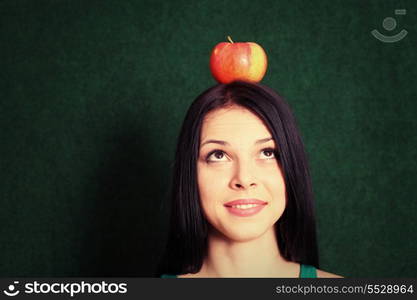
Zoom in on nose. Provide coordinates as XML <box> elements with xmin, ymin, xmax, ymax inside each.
<box><xmin>229</xmin><ymin>160</ymin><xmax>257</xmax><ymax>190</ymax></box>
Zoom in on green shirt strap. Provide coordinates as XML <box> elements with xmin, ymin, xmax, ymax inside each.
<box><xmin>299</xmin><ymin>264</ymin><xmax>317</xmax><ymax>278</ymax></box>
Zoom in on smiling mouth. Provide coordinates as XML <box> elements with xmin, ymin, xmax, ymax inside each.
<box><xmin>226</xmin><ymin>203</ymin><xmax>265</xmax><ymax>209</ymax></box>
<box><xmin>223</xmin><ymin>199</ymin><xmax>268</xmax><ymax>216</ymax></box>
<box><xmin>224</xmin><ymin>199</ymin><xmax>268</xmax><ymax>207</ymax></box>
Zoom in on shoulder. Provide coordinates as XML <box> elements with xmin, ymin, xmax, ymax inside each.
<box><xmin>316</xmin><ymin>268</ymin><xmax>343</xmax><ymax>278</ymax></box>
<box><xmin>177</xmin><ymin>273</ymin><xmax>202</xmax><ymax>278</ymax></box>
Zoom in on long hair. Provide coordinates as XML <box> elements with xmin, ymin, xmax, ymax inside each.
<box><xmin>156</xmin><ymin>80</ymin><xmax>319</xmax><ymax>276</ymax></box>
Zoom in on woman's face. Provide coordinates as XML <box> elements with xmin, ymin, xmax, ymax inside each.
<box><xmin>197</xmin><ymin>105</ymin><xmax>286</xmax><ymax>242</ymax></box>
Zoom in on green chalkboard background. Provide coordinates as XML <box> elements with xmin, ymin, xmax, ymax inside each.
<box><xmin>1</xmin><ymin>0</ymin><xmax>416</xmax><ymax>277</ymax></box>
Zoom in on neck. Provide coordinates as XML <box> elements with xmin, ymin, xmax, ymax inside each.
<box><xmin>200</xmin><ymin>227</ymin><xmax>298</xmax><ymax>277</ymax></box>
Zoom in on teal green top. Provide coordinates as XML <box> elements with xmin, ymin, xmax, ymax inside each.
<box><xmin>161</xmin><ymin>264</ymin><xmax>317</xmax><ymax>278</ymax></box>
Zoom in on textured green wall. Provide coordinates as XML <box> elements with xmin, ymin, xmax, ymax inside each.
<box><xmin>1</xmin><ymin>0</ymin><xmax>416</xmax><ymax>277</ymax></box>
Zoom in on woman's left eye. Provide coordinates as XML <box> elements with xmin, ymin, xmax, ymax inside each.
<box><xmin>260</xmin><ymin>148</ymin><xmax>276</xmax><ymax>159</ymax></box>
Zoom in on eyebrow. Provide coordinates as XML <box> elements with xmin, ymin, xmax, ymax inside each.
<box><xmin>200</xmin><ymin>137</ymin><xmax>274</xmax><ymax>148</ymax></box>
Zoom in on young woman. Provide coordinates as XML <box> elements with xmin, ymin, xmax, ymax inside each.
<box><xmin>158</xmin><ymin>80</ymin><xmax>341</xmax><ymax>278</ymax></box>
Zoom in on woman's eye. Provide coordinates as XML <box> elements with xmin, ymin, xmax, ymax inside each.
<box><xmin>261</xmin><ymin>148</ymin><xmax>276</xmax><ymax>159</ymax></box>
<box><xmin>206</xmin><ymin>150</ymin><xmax>227</xmax><ymax>162</ymax></box>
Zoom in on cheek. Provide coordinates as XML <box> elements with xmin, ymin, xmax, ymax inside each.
<box><xmin>263</xmin><ymin>166</ymin><xmax>286</xmax><ymax>203</ymax></box>
<box><xmin>268</xmin><ymin>171</ymin><xmax>286</xmax><ymax>192</ymax></box>
<box><xmin>197</xmin><ymin>164</ymin><xmax>229</xmax><ymax>213</ymax></box>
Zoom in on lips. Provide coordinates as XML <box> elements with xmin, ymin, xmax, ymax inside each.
<box><xmin>224</xmin><ymin>199</ymin><xmax>268</xmax><ymax>207</ymax></box>
<box><xmin>224</xmin><ymin>199</ymin><xmax>268</xmax><ymax>217</ymax></box>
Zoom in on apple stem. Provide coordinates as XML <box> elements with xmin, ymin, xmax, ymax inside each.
<box><xmin>227</xmin><ymin>36</ymin><xmax>234</xmax><ymax>43</ymax></box>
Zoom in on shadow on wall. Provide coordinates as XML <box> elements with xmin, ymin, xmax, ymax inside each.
<box><xmin>78</xmin><ymin>126</ymin><xmax>171</xmax><ymax>277</ymax></box>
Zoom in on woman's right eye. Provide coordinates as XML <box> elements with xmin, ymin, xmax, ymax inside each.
<box><xmin>206</xmin><ymin>150</ymin><xmax>227</xmax><ymax>162</ymax></box>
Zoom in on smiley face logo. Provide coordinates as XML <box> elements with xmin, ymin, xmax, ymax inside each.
<box><xmin>3</xmin><ymin>281</ymin><xmax>20</xmax><ymax>297</ymax></box>
<box><xmin>371</xmin><ymin>9</ymin><xmax>408</xmax><ymax>43</ymax></box>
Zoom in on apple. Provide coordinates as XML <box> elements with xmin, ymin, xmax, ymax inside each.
<box><xmin>209</xmin><ymin>36</ymin><xmax>268</xmax><ymax>84</ymax></box>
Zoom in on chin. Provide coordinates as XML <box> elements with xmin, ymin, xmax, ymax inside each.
<box><xmin>221</xmin><ymin>222</ymin><xmax>274</xmax><ymax>243</ymax></box>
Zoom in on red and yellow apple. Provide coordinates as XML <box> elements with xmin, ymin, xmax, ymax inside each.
<box><xmin>209</xmin><ymin>36</ymin><xmax>268</xmax><ymax>84</ymax></box>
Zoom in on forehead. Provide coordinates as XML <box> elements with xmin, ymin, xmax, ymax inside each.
<box><xmin>200</xmin><ymin>106</ymin><xmax>272</xmax><ymax>141</ymax></box>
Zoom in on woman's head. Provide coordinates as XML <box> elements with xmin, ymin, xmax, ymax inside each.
<box><xmin>159</xmin><ymin>80</ymin><xmax>318</xmax><ymax>275</ymax></box>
